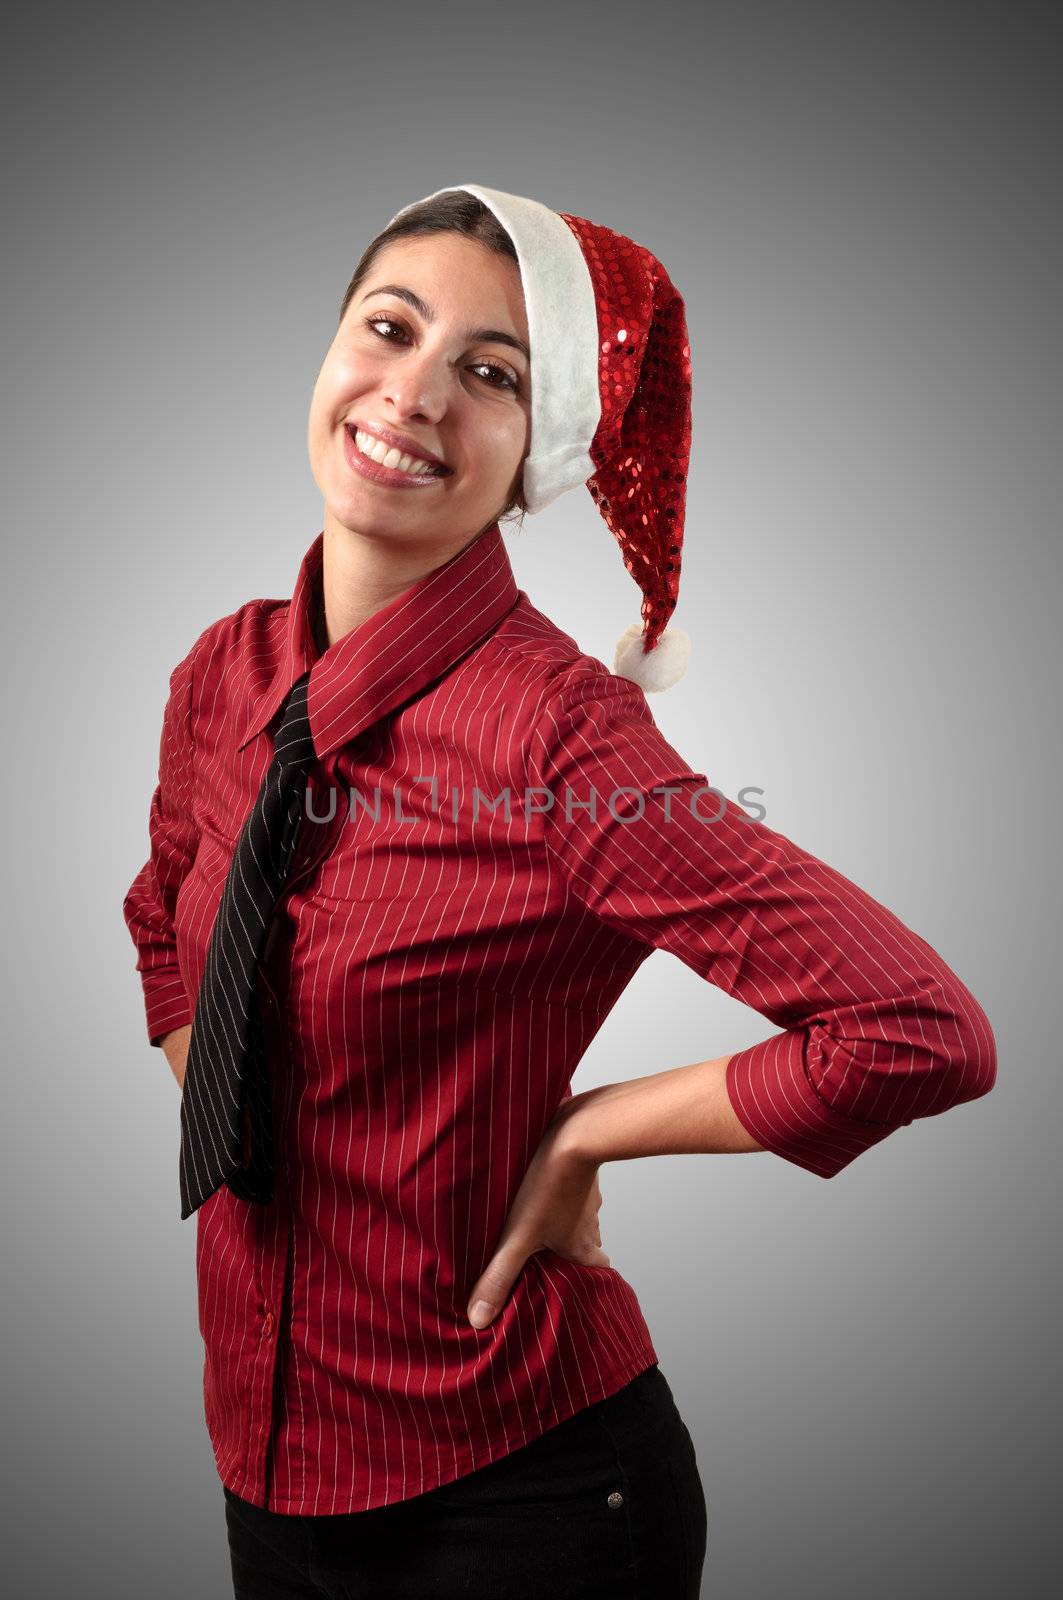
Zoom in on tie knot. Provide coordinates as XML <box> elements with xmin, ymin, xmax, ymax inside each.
<box><xmin>273</xmin><ymin>670</ymin><xmax>316</xmax><ymax>767</ymax></box>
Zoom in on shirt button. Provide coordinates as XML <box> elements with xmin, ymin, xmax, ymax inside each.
<box><xmin>607</xmin><ymin>1490</ymin><xmax>624</xmax><ymax>1509</ymax></box>
<box><xmin>262</xmin><ymin>1311</ymin><xmax>275</xmax><ymax>1337</ymax></box>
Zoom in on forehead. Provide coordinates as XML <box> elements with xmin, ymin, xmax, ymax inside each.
<box><xmin>364</xmin><ymin>233</ymin><xmax>528</xmax><ymax>336</ymax></box>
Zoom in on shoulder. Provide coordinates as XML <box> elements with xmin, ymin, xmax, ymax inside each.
<box><xmin>493</xmin><ymin>606</ymin><xmax>695</xmax><ymax>789</ymax></box>
<box><xmin>530</xmin><ymin>656</ymin><xmax>661</xmax><ymax>775</ymax></box>
<box><xmin>168</xmin><ymin>594</ymin><xmax>288</xmax><ymax>689</ymax></box>
<box><xmin>446</xmin><ymin>593</ymin><xmax>659</xmax><ymax>785</ymax></box>
<box><xmin>487</xmin><ymin>591</ymin><xmax>651</xmax><ymax>720</ymax></box>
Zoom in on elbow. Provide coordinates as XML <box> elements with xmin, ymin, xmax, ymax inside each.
<box><xmin>828</xmin><ymin>974</ymin><xmax>998</xmax><ymax>1127</ymax></box>
<box><xmin>930</xmin><ymin>978</ymin><xmax>998</xmax><ymax>1112</ymax></box>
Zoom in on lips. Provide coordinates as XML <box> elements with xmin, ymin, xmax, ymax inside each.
<box><xmin>342</xmin><ymin>424</ymin><xmax>450</xmax><ymax>491</ymax></box>
<box><xmin>348</xmin><ymin>422</ymin><xmax>451</xmax><ymax>474</ymax></box>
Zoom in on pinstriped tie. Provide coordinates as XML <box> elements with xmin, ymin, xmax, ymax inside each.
<box><xmin>179</xmin><ymin>669</ymin><xmax>315</xmax><ymax>1219</ymax></box>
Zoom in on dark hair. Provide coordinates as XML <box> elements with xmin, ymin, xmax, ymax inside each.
<box><xmin>338</xmin><ymin>192</ymin><xmax>528</xmax><ymax>529</ymax></box>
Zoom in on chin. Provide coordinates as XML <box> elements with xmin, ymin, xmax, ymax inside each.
<box><xmin>327</xmin><ymin>497</ymin><xmax>417</xmax><ymax>538</ymax></box>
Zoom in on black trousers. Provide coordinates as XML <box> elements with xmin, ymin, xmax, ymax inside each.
<box><xmin>223</xmin><ymin>1362</ymin><xmax>707</xmax><ymax>1598</ymax></box>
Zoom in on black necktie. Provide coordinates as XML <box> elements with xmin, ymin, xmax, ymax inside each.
<box><xmin>179</xmin><ymin>669</ymin><xmax>316</xmax><ymax>1219</ymax></box>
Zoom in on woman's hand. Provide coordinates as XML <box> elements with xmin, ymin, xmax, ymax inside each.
<box><xmin>465</xmin><ymin>1094</ymin><xmax>608</xmax><ymax>1330</ymax></box>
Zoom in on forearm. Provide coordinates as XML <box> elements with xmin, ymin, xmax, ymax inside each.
<box><xmin>555</xmin><ymin>1051</ymin><xmax>766</xmax><ymax>1163</ymax></box>
<box><xmin>159</xmin><ymin>1023</ymin><xmax>192</xmax><ymax>1090</ymax></box>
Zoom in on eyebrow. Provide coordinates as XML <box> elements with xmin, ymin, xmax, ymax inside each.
<box><xmin>359</xmin><ymin>283</ymin><xmax>531</xmax><ymax>363</ymax></box>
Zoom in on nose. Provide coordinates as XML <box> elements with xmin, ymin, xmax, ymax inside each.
<box><xmin>381</xmin><ymin>346</ymin><xmax>449</xmax><ymax>425</ymax></box>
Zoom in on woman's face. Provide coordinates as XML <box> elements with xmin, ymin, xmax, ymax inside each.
<box><xmin>308</xmin><ymin>232</ymin><xmax>531</xmax><ymax>552</ymax></box>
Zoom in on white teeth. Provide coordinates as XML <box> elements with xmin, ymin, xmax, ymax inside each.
<box><xmin>353</xmin><ymin>428</ymin><xmax>440</xmax><ymax>477</ymax></box>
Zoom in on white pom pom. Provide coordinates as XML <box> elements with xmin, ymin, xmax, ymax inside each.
<box><xmin>613</xmin><ymin>622</ymin><xmax>691</xmax><ymax>692</ymax></box>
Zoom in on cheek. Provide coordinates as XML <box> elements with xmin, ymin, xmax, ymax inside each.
<box><xmin>475</xmin><ymin>411</ymin><xmax>529</xmax><ymax>481</ymax></box>
<box><xmin>312</xmin><ymin>353</ymin><xmax>375</xmax><ymax>423</ymax></box>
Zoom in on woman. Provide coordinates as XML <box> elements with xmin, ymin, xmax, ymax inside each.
<box><xmin>123</xmin><ymin>185</ymin><xmax>996</xmax><ymax>1599</ymax></box>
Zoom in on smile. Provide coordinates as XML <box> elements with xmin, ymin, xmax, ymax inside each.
<box><xmin>342</xmin><ymin>424</ymin><xmax>451</xmax><ymax>490</ymax></box>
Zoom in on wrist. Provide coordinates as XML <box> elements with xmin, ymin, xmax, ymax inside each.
<box><xmin>549</xmin><ymin>1083</ymin><xmax>621</xmax><ymax>1167</ymax></box>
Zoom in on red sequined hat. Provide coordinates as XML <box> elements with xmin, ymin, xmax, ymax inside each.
<box><xmin>387</xmin><ymin>184</ymin><xmax>693</xmax><ymax>692</ymax></box>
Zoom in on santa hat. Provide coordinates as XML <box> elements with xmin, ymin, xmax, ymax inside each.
<box><xmin>386</xmin><ymin>184</ymin><xmax>693</xmax><ymax>692</ymax></box>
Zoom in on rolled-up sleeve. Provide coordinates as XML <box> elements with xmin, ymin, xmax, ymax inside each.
<box><xmin>530</xmin><ymin>662</ymin><xmax>997</xmax><ymax>1179</ymax></box>
<box><xmin>122</xmin><ymin>643</ymin><xmax>202</xmax><ymax>1047</ymax></box>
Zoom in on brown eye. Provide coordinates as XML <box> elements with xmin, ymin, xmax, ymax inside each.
<box><xmin>364</xmin><ymin>316</ymin><xmax>409</xmax><ymax>342</ymax></box>
<box><xmin>471</xmin><ymin>361</ymin><xmax>519</xmax><ymax>394</ymax></box>
<box><xmin>364</xmin><ymin>317</ymin><xmax>520</xmax><ymax>394</ymax></box>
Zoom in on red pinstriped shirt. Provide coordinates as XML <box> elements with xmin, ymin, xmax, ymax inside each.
<box><xmin>122</xmin><ymin>521</ymin><xmax>996</xmax><ymax>1514</ymax></box>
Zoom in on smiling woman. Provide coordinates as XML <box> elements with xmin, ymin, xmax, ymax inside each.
<box><xmin>123</xmin><ymin>182</ymin><xmax>994</xmax><ymax>1600</ymax></box>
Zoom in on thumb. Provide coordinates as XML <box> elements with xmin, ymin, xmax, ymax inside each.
<box><xmin>467</xmin><ymin>1244</ymin><xmax>527</xmax><ymax>1329</ymax></box>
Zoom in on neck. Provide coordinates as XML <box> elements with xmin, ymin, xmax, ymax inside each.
<box><xmin>316</xmin><ymin>510</ymin><xmax>495</xmax><ymax>651</ymax></box>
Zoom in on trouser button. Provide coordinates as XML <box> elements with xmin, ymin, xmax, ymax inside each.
<box><xmin>607</xmin><ymin>1490</ymin><xmax>624</xmax><ymax>1509</ymax></box>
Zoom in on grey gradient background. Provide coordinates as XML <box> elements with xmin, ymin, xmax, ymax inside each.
<box><xmin>3</xmin><ymin>1</ymin><xmax>1058</xmax><ymax>1595</ymax></box>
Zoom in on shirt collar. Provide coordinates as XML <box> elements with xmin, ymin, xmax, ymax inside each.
<box><xmin>235</xmin><ymin>521</ymin><xmax>520</xmax><ymax>761</ymax></box>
